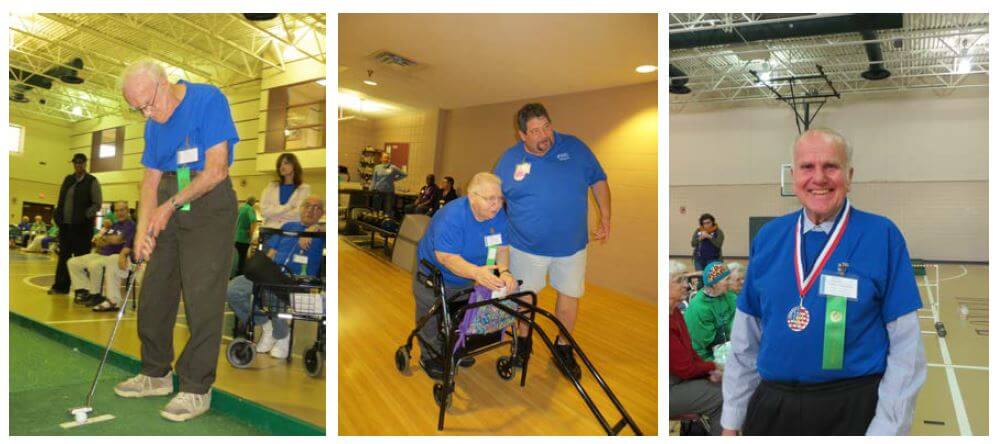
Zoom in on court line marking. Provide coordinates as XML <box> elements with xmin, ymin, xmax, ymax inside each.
<box><xmin>924</xmin><ymin>271</ymin><xmax>972</xmax><ymax>436</ymax></box>
<box><xmin>927</xmin><ymin>363</ymin><xmax>988</xmax><ymax>371</ymax></box>
<box><xmin>940</xmin><ymin>265</ymin><xmax>970</xmax><ymax>282</ymax></box>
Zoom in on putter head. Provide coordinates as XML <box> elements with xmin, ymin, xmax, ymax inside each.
<box><xmin>69</xmin><ymin>406</ymin><xmax>92</xmax><ymax>416</ymax></box>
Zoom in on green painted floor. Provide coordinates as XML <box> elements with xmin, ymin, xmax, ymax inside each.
<box><xmin>9</xmin><ymin>322</ymin><xmax>267</xmax><ymax>436</ymax></box>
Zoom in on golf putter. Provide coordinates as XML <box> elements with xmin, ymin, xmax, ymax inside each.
<box><xmin>65</xmin><ymin>259</ymin><xmax>145</xmax><ymax>428</ymax></box>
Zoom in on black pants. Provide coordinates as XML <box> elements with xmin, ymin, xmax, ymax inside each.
<box><xmin>744</xmin><ymin>374</ymin><xmax>882</xmax><ymax>436</ymax></box>
<box><xmin>53</xmin><ymin>222</ymin><xmax>95</xmax><ymax>292</ymax></box>
<box><xmin>234</xmin><ymin>242</ymin><xmax>251</xmax><ymax>276</ymax></box>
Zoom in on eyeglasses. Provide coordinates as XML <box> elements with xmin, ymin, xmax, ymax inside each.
<box><xmin>473</xmin><ymin>192</ymin><xmax>504</xmax><ymax>205</ymax></box>
<box><xmin>303</xmin><ymin>204</ymin><xmax>324</xmax><ymax>211</ymax></box>
<box><xmin>131</xmin><ymin>83</ymin><xmax>160</xmax><ymax>115</ymax></box>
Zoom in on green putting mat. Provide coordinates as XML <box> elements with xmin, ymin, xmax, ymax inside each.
<box><xmin>9</xmin><ymin>322</ymin><xmax>266</xmax><ymax>435</ymax></box>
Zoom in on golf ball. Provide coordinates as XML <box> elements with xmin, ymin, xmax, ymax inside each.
<box><xmin>74</xmin><ymin>412</ymin><xmax>87</xmax><ymax>424</ymax></box>
<box><xmin>73</xmin><ymin>348</ymin><xmax>79</xmax><ymax>352</ymax></box>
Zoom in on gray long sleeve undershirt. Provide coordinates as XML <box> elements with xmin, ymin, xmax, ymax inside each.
<box><xmin>721</xmin><ymin>309</ymin><xmax>926</xmax><ymax>435</ymax></box>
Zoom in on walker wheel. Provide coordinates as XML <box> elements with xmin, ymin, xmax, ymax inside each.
<box><xmin>226</xmin><ymin>338</ymin><xmax>255</xmax><ymax>368</ymax></box>
<box><xmin>395</xmin><ymin>346</ymin><xmax>410</xmax><ymax>373</ymax></box>
<box><xmin>496</xmin><ymin>356</ymin><xmax>515</xmax><ymax>380</ymax></box>
<box><xmin>304</xmin><ymin>347</ymin><xmax>324</xmax><ymax>377</ymax></box>
<box><xmin>433</xmin><ymin>383</ymin><xmax>452</xmax><ymax>409</ymax></box>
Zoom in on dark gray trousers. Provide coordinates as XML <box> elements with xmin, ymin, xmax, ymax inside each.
<box><xmin>138</xmin><ymin>175</ymin><xmax>237</xmax><ymax>394</ymax></box>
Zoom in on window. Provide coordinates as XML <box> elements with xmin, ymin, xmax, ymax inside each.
<box><xmin>265</xmin><ymin>80</ymin><xmax>326</xmax><ymax>152</ymax></box>
<box><xmin>9</xmin><ymin>124</ymin><xmax>24</xmax><ymax>154</ymax></box>
<box><xmin>90</xmin><ymin>126</ymin><xmax>124</xmax><ymax>172</ymax></box>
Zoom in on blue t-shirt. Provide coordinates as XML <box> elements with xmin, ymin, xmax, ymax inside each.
<box><xmin>737</xmin><ymin>206</ymin><xmax>922</xmax><ymax>383</ymax></box>
<box><xmin>279</xmin><ymin>184</ymin><xmax>296</xmax><ymax>205</ymax></box>
<box><xmin>493</xmin><ymin>131</ymin><xmax>606</xmax><ymax>257</ymax></box>
<box><xmin>265</xmin><ymin>221</ymin><xmax>325</xmax><ymax>277</ymax></box>
<box><xmin>140</xmin><ymin>80</ymin><xmax>239</xmax><ymax>172</ymax></box>
<box><xmin>416</xmin><ymin>196</ymin><xmax>509</xmax><ymax>286</ymax></box>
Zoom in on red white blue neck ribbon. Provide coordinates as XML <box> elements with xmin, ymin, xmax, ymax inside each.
<box><xmin>794</xmin><ymin>201</ymin><xmax>851</xmax><ymax>298</ymax></box>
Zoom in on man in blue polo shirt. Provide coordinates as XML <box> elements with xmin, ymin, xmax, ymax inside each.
<box><xmin>226</xmin><ymin>196</ymin><xmax>325</xmax><ymax>360</ymax></box>
<box><xmin>114</xmin><ymin>60</ymin><xmax>241</xmax><ymax>422</ymax></box>
<box><xmin>721</xmin><ymin>129</ymin><xmax>926</xmax><ymax>435</ymax></box>
<box><xmin>414</xmin><ymin>172</ymin><xmax>518</xmax><ymax>380</ymax></box>
<box><xmin>493</xmin><ymin>103</ymin><xmax>611</xmax><ymax>380</ymax></box>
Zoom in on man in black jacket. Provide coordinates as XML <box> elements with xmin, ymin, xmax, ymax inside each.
<box><xmin>50</xmin><ymin>153</ymin><xmax>103</xmax><ymax>296</ymax></box>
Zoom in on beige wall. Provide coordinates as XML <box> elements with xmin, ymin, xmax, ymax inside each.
<box><xmin>669</xmin><ymin>88</ymin><xmax>988</xmax><ymax>262</ymax></box>
<box><xmin>371</xmin><ymin>110</ymin><xmax>442</xmax><ymax>193</ymax></box>
<box><xmin>9</xmin><ymin>116</ymin><xmax>74</xmax><ymax>223</ymax></box>
<box><xmin>438</xmin><ymin>81</ymin><xmax>658</xmax><ymax>302</ymax></box>
<box><xmin>338</xmin><ymin>117</ymin><xmax>374</xmax><ymax>180</ymax></box>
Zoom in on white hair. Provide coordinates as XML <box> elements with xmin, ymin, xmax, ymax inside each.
<box><xmin>792</xmin><ymin>127</ymin><xmax>852</xmax><ymax>168</ymax></box>
<box><xmin>727</xmin><ymin>262</ymin><xmax>744</xmax><ymax>274</ymax></box>
<box><xmin>120</xmin><ymin>60</ymin><xmax>167</xmax><ymax>90</ymax></box>
<box><xmin>669</xmin><ymin>260</ymin><xmax>689</xmax><ymax>278</ymax></box>
<box><xmin>466</xmin><ymin>172</ymin><xmax>502</xmax><ymax>196</ymax></box>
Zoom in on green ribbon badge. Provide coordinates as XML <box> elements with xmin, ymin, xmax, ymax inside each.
<box><xmin>822</xmin><ymin>295</ymin><xmax>847</xmax><ymax>370</ymax></box>
<box><xmin>177</xmin><ymin>166</ymin><xmax>192</xmax><ymax>212</ymax></box>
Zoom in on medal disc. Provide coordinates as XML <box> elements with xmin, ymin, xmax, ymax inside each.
<box><xmin>787</xmin><ymin>306</ymin><xmax>810</xmax><ymax>332</ymax></box>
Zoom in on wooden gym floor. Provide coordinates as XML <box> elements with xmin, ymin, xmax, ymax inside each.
<box><xmin>7</xmin><ymin>249</ymin><xmax>326</xmax><ymax>429</ymax></box>
<box><xmin>338</xmin><ymin>238</ymin><xmax>657</xmax><ymax>435</ymax></box>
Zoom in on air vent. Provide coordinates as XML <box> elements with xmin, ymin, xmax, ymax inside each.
<box><xmin>373</xmin><ymin>50</ymin><xmax>418</xmax><ymax>68</ymax></box>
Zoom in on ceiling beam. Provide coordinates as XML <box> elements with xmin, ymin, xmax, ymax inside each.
<box><xmin>9</xmin><ymin>79</ymin><xmax>121</xmax><ymax>115</ymax></box>
<box><xmin>8</xmin><ymin>61</ymin><xmax>123</xmax><ymax>104</ymax></box>
<box><xmin>38</xmin><ymin>13</ymin><xmax>216</xmax><ymax>81</ymax></box>
<box><xmin>102</xmin><ymin>14</ymin><xmax>254</xmax><ymax>80</ymax></box>
<box><xmin>229</xmin><ymin>13</ymin><xmax>325</xmax><ymax>65</ymax></box>
<box><xmin>166</xmin><ymin>13</ymin><xmax>283</xmax><ymax>71</ymax></box>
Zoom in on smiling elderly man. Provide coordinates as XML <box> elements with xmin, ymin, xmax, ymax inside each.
<box><xmin>113</xmin><ymin>60</ymin><xmax>240</xmax><ymax>422</ymax></box>
<box><xmin>721</xmin><ymin>128</ymin><xmax>926</xmax><ymax>436</ymax></box>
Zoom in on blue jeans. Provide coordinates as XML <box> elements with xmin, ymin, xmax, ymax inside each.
<box><xmin>226</xmin><ymin>275</ymin><xmax>289</xmax><ymax>339</ymax></box>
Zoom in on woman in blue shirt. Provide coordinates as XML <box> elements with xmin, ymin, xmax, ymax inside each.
<box><xmin>413</xmin><ymin>172</ymin><xmax>517</xmax><ymax>380</ymax></box>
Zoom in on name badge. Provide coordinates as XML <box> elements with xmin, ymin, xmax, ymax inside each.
<box><xmin>177</xmin><ymin>147</ymin><xmax>199</xmax><ymax>165</ymax></box>
<box><xmin>820</xmin><ymin>274</ymin><xmax>858</xmax><ymax>301</ymax></box>
<box><xmin>292</xmin><ymin>254</ymin><xmax>309</xmax><ymax>265</ymax></box>
<box><xmin>513</xmin><ymin>162</ymin><xmax>531</xmax><ymax>181</ymax></box>
<box><xmin>484</xmin><ymin>233</ymin><xmax>502</xmax><ymax>247</ymax></box>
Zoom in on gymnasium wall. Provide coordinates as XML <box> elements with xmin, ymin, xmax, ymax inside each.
<box><xmin>62</xmin><ymin>58</ymin><xmax>327</xmax><ymax>213</ymax></box>
<box><xmin>9</xmin><ymin>116</ymin><xmax>74</xmax><ymax>223</ymax></box>
<box><xmin>438</xmin><ymin>81</ymin><xmax>658</xmax><ymax>303</ymax></box>
<box><xmin>669</xmin><ymin>87</ymin><xmax>988</xmax><ymax>262</ymax></box>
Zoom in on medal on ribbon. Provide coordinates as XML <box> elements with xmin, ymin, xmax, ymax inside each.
<box><xmin>791</xmin><ymin>201</ymin><xmax>852</xmax><ymax>333</ymax></box>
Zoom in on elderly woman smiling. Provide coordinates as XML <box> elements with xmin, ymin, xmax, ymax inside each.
<box><xmin>412</xmin><ymin>172</ymin><xmax>518</xmax><ymax>380</ymax></box>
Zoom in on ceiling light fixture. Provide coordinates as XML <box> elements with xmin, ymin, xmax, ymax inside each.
<box><xmin>363</xmin><ymin>69</ymin><xmax>378</xmax><ymax>86</ymax></box>
<box><xmin>635</xmin><ymin>65</ymin><xmax>657</xmax><ymax>74</ymax></box>
<box><xmin>71</xmin><ymin>106</ymin><xmax>83</xmax><ymax>116</ymax></box>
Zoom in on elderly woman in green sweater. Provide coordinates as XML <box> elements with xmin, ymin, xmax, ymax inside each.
<box><xmin>684</xmin><ymin>261</ymin><xmax>738</xmax><ymax>363</ymax></box>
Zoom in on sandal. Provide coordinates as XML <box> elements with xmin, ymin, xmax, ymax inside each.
<box><xmin>92</xmin><ymin>302</ymin><xmax>120</xmax><ymax>312</ymax></box>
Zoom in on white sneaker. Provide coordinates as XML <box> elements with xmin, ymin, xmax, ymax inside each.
<box><xmin>270</xmin><ymin>335</ymin><xmax>290</xmax><ymax>359</ymax></box>
<box><xmin>160</xmin><ymin>390</ymin><xmax>211</xmax><ymax>422</ymax></box>
<box><xmin>256</xmin><ymin>321</ymin><xmax>276</xmax><ymax>353</ymax></box>
<box><xmin>114</xmin><ymin>372</ymin><xmax>174</xmax><ymax>398</ymax></box>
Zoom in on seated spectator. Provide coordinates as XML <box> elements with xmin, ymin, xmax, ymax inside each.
<box><xmin>726</xmin><ymin>262</ymin><xmax>745</xmax><ymax>295</ymax></box>
<box><xmin>22</xmin><ymin>224</ymin><xmax>59</xmax><ymax>253</ymax></box>
<box><xmin>684</xmin><ymin>261</ymin><xmax>738</xmax><ymax>362</ymax></box>
<box><xmin>405</xmin><ymin>174</ymin><xmax>441</xmax><ymax>215</ymax></box>
<box><xmin>29</xmin><ymin>215</ymin><xmax>47</xmax><ymax>239</ymax></box>
<box><xmin>669</xmin><ymin>260</ymin><xmax>722</xmax><ymax>435</ymax></box>
<box><xmin>16</xmin><ymin>216</ymin><xmax>32</xmax><ymax>246</ymax></box>
<box><xmin>67</xmin><ymin>201</ymin><xmax>136</xmax><ymax>311</ymax></box>
<box><xmin>413</xmin><ymin>172</ymin><xmax>517</xmax><ymax>380</ymax></box>
<box><xmin>226</xmin><ymin>196</ymin><xmax>326</xmax><ymax>359</ymax></box>
<box><xmin>433</xmin><ymin>176</ymin><xmax>459</xmax><ymax>215</ymax></box>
